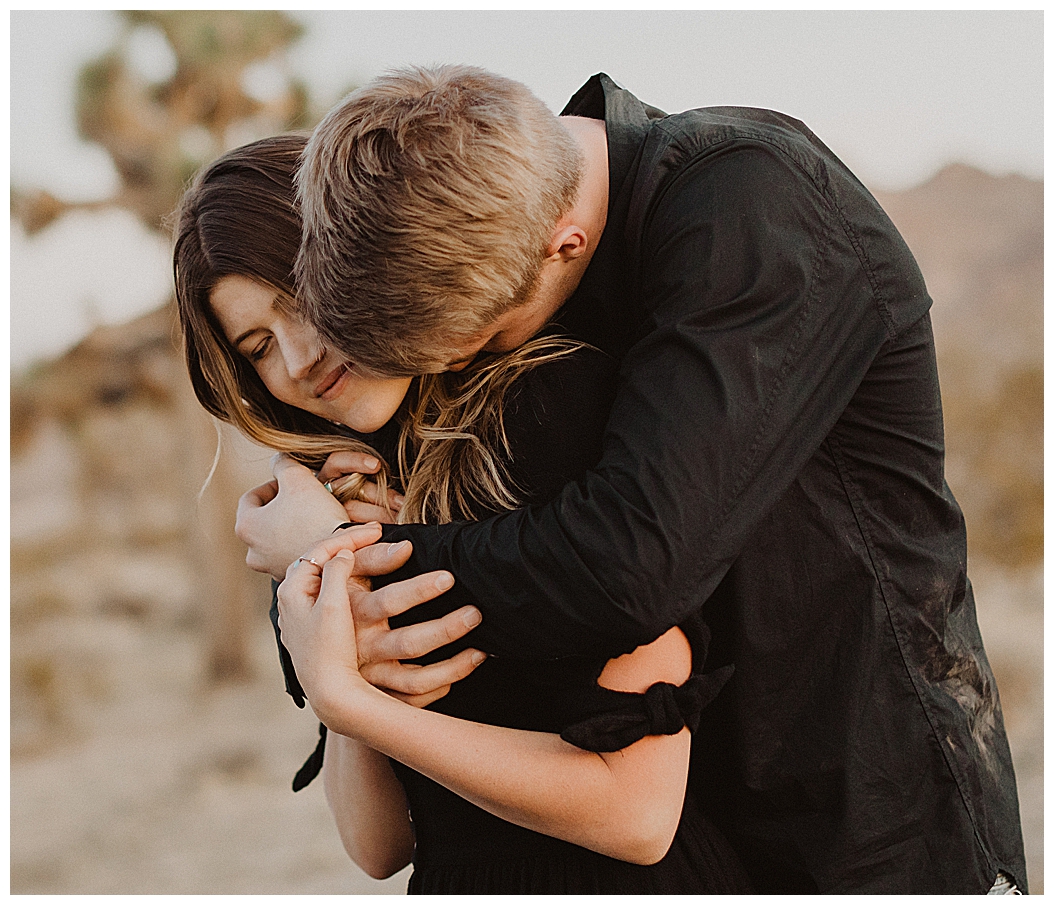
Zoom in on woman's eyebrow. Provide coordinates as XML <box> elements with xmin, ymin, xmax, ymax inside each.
<box><xmin>231</xmin><ymin>326</ymin><xmax>262</xmax><ymax>348</ymax></box>
<box><xmin>232</xmin><ymin>294</ymin><xmax>283</xmax><ymax>347</ymax></box>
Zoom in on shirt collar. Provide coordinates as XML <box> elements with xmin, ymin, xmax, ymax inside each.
<box><xmin>554</xmin><ymin>74</ymin><xmax>658</xmax><ymax>352</ymax></box>
<box><xmin>561</xmin><ymin>73</ymin><xmax>656</xmax><ymax>207</ymax></box>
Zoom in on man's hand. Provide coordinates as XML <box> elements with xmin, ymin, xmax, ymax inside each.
<box><xmin>300</xmin><ymin>528</ymin><xmax>487</xmax><ymax>708</ymax></box>
<box><xmin>236</xmin><ymin>453</ymin><xmax>351</xmax><ymax>578</ymax></box>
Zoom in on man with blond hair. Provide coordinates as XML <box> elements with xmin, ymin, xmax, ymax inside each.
<box><xmin>237</xmin><ymin>65</ymin><xmax>1026</xmax><ymax>893</ymax></box>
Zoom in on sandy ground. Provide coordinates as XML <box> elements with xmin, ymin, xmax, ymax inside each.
<box><xmin>11</xmin><ymin>611</ymin><xmax>410</xmax><ymax>895</ymax></box>
<box><xmin>10</xmin><ymin>556</ymin><xmax>1041</xmax><ymax>894</ymax></box>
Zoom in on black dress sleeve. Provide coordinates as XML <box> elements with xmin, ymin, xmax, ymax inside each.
<box><xmin>559</xmin><ymin>617</ymin><xmax>733</xmax><ymax>753</ymax></box>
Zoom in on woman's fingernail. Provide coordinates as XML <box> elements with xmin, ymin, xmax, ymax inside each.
<box><xmin>387</xmin><ymin>540</ymin><xmax>409</xmax><ymax>555</ymax></box>
<box><xmin>364</xmin><ymin>456</ymin><xmax>379</xmax><ymax>470</ymax></box>
<box><xmin>461</xmin><ymin>606</ymin><xmax>481</xmax><ymax>627</ymax></box>
<box><xmin>335</xmin><ymin>550</ymin><xmax>354</xmax><ymax>561</ymax></box>
<box><xmin>471</xmin><ymin>650</ymin><xmax>487</xmax><ymax>665</ymax></box>
<box><xmin>435</xmin><ymin>572</ymin><xmax>455</xmax><ymax>592</ymax></box>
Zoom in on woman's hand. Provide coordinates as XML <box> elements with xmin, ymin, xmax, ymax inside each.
<box><xmin>277</xmin><ymin>525</ymin><xmax>485</xmax><ymax>716</ymax></box>
<box><xmin>319</xmin><ymin>450</ymin><xmax>404</xmax><ymax>524</ymax></box>
<box><xmin>235</xmin><ymin>453</ymin><xmax>350</xmax><ymax>577</ymax></box>
<box><xmin>276</xmin><ymin>526</ymin><xmax>379</xmax><ymax>721</ymax></box>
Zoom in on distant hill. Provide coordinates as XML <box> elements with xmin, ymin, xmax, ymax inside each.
<box><xmin>876</xmin><ymin>164</ymin><xmax>1042</xmax><ymax>376</ymax></box>
<box><xmin>875</xmin><ymin>165</ymin><xmax>1043</xmax><ymax>567</ymax></box>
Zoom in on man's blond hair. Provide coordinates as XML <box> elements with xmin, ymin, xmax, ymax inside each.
<box><xmin>296</xmin><ymin>64</ymin><xmax>583</xmax><ymax>376</ymax></box>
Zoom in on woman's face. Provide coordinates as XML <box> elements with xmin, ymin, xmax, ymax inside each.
<box><xmin>210</xmin><ymin>274</ymin><xmax>411</xmax><ymax>434</ymax></box>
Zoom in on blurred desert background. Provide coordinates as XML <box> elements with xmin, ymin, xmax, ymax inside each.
<box><xmin>9</xmin><ymin>11</ymin><xmax>1042</xmax><ymax>895</ymax></box>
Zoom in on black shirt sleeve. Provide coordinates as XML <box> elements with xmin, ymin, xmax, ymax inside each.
<box><xmin>379</xmin><ymin>144</ymin><xmax>904</xmax><ymax>659</ymax></box>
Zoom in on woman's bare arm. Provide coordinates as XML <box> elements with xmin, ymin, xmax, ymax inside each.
<box><xmin>321</xmin><ymin>731</ymin><xmax>415</xmax><ymax>879</ymax></box>
<box><xmin>278</xmin><ymin>528</ymin><xmax>693</xmax><ymax>866</ymax></box>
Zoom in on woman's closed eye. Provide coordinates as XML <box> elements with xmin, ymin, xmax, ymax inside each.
<box><xmin>247</xmin><ymin>335</ymin><xmax>273</xmax><ymax>362</ymax></box>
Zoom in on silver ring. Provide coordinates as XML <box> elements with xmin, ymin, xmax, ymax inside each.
<box><xmin>323</xmin><ymin>481</ymin><xmax>334</xmax><ymax>494</ymax></box>
<box><xmin>294</xmin><ymin>556</ymin><xmax>321</xmax><ymax>570</ymax></box>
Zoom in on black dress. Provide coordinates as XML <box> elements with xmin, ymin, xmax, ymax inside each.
<box><xmin>280</xmin><ymin>344</ymin><xmax>754</xmax><ymax>894</ymax></box>
<box><xmin>391</xmin><ymin>644</ymin><xmax>752</xmax><ymax>894</ymax></box>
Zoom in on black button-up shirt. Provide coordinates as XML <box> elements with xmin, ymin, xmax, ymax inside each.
<box><xmin>377</xmin><ymin>74</ymin><xmax>1025</xmax><ymax>893</ymax></box>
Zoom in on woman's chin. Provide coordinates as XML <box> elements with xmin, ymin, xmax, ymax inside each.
<box><xmin>339</xmin><ymin>408</ymin><xmax>392</xmax><ymax>435</ymax></box>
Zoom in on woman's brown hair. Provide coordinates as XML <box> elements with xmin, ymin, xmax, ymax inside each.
<box><xmin>172</xmin><ymin>134</ymin><xmax>579</xmax><ymax>522</ymax></box>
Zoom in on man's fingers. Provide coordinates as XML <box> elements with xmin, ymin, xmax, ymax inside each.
<box><xmin>352</xmin><ymin>567</ymin><xmax>453</xmax><ymax>623</ymax></box>
<box><xmin>360</xmin><ymin>604</ymin><xmax>482</xmax><ymax>663</ymax></box>
<box><xmin>361</xmin><ymin>648</ymin><xmax>487</xmax><ymax>702</ymax></box>
<box><xmin>353</xmin><ymin>539</ymin><xmax>414</xmax><ymax>577</ymax></box>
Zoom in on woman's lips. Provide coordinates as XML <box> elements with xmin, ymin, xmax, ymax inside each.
<box><xmin>316</xmin><ymin>364</ymin><xmax>350</xmax><ymax>400</ymax></box>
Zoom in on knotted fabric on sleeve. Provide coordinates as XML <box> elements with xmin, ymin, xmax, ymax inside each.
<box><xmin>559</xmin><ymin>664</ymin><xmax>734</xmax><ymax>753</ymax></box>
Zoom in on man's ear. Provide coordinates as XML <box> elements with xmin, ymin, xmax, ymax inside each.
<box><xmin>545</xmin><ymin>222</ymin><xmax>589</xmax><ymax>261</ymax></box>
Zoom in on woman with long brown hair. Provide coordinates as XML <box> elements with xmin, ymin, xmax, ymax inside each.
<box><xmin>172</xmin><ymin>134</ymin><xmax>752</xmax><ymax>894</ymax></box>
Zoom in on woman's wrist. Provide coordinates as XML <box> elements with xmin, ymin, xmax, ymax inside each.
<box><xmin>312</xmin><ymin>670</ymin><xmax>390</xmax><ymax>738</ymax></box>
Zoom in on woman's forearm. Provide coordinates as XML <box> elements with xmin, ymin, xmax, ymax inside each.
<box><xmin>314</xmin><ymin>681</ymin><xmax>689</xmax><ymax>865</ymax></box>
<box><xmin>322</xmin><ymin>730</ymin><xmax>415</xmax><ymax>879</ymax></box>
<box><xmin>279</xmin><ymin>543</ymin><xmax>692</xmax><ymax>866</ymax></box>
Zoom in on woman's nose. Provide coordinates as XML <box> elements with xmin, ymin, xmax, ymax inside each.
<box><xmin>285</xmin><ymin>335</ymin><xmax>324</xmax><ymax>381</ymax></box>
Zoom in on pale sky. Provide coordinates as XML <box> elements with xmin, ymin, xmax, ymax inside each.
<box><xmin>9</xmin><ymin>10</ymin><xmax>1045</xmax><ymax>371</ymax></box>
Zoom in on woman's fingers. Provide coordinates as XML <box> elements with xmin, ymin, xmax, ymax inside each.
<box><xmin>276</xmin><ymin>523</ymin><xmax>383</xmax><ymax>611</ymax></box>
<box><xmin>344</xmin><ymin>499</ymin><xmax>397</xmax><ymax>525</ymax></box>
<box><xmin>316</xmin><ymin>452</ymin><xmax>404</xmax><ymax>518</ymax></box>
<box><xmin>327</xmin><ymin>475</ymin><xmax>403</xmax><ymax>521</ymax></box>
<box><xmin>276</xmin><ymin>550</ymin><xmax>365</xmax><ymax>718</ymax></box>
<box><xmin>312</xmin><ymin>549</ymin><xmax>358</xmax><ymax>615</ymax></box>
<box><xmin>291</xmin><ymin>523</ymin><xmax>385</xmax><ymax>569</ymax></box>
<box><xmin>349</xmin><ymin>479</ymin><xmax>404</xmax><ymax>512</ymax></box>
<box><xmin>240</xmin><ymin>478</ymin><xmax>279</xmax><ymax>508</ymax></box>
<box><xmin>318</xmin><ymin>450</ymin><xmax>382</xmax><ymax>482</ymax></box>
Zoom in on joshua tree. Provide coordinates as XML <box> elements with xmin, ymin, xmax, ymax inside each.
<box><xmin>13</xmin><ymin>11</ymin><xmax>318</xmax><ymax>681</ymax></box>
<box><xmin>17</xmin><ymin>10</ymin><xmax>311</xmax><ymax>234</ymax></box>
